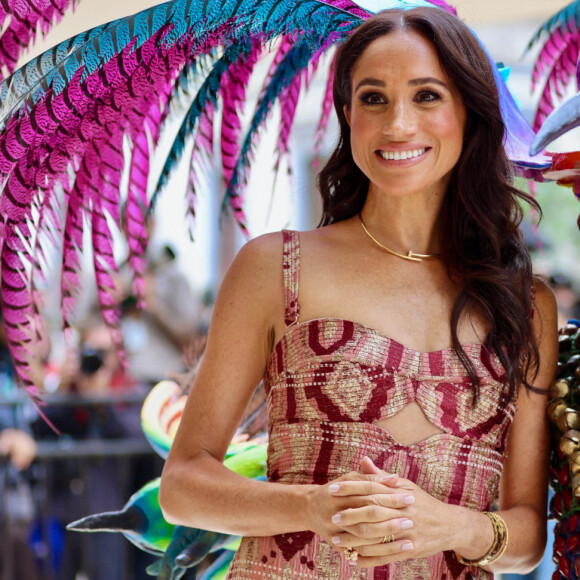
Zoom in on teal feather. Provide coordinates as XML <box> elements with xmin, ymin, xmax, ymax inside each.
<box><xmin>151</xmin><ymin>39</ymin><xmax>257</xmax><ymax>207</ymax></box>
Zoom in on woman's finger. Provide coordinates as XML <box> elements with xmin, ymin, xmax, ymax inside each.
<box><xmin>329</xmin><ymin>480</ymin><xmax>404</xmax><ymax>498</ymax></box>
<box><xmin>331</xmin><ymin>518</ymin><xmax>413</xmax><ymax>547</ymax></box>
<box><xmin>339</xmin><ymin>516</ymin><xmax>414</xmax><ymax>540</ymax></box>
<box><xmin>355</xmin><ymin>540</ymin><xmax>415</xmax><ymax>567</ymax></box>
<box><xmin>358</xmin><ymin>457</ymin><xmax>414</xmax><ymax>490</ymax></box>
<box><xmin>332</xmin><ymin>495</ymin><xmax>415</xmax><ymax>526</ymax></box>
<box><xmin>334</xmin><ymin>471</ymin><xmax>397</xmax><ymax>485</ymax></box>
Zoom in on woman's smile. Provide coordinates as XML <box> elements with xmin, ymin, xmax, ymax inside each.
<box><xmin>376</xmin><ymin>146</ymin><xmax>430</xmax><ymax>164</ymax></box>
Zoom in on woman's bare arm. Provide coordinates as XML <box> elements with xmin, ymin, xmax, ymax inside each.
<box><xmin>453</xmin><ymin>281</ymin><xmax>558</xmax><ymax>573</ymax></box>
<box><xmin>159</xmin><ymin>232</ymin><xmax>309</xmax><ymax>535</ymax></box>
<box><xmin>158</xmin><ymin>233</ymin><xmax>400</xmax><ymax>539</ymax></box>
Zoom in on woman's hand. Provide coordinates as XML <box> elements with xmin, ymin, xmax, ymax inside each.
<box><xmin>305</xmin><ymin>468</ymin><xmax>416</xmax><ymax>558</ymax></box>
<box><xmin>327</xmin><ymin>457</ymin><xmax>470</xmax><ymax>568</ymax></box>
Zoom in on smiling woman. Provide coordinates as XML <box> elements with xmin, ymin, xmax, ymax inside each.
<box><xmin>159</xmin><ymin>6</ymin><xmax>558</xmax><ymax>580</ymax></box>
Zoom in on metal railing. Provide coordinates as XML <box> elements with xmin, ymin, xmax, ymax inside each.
<box><xmin>0</xmin><ymin>392</ymin><xmax>163</xmax><ymax>580</ymax></box>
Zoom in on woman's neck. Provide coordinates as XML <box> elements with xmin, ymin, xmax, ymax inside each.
<box><xmin>360</xmin><ymin>188</ymin><xmax>445</xmax><ymax>256</ymax></box>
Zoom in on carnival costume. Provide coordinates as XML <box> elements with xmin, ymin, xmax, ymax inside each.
<box><xmin>1</xmin><ymin>0</ymin><xmax>580</xmax><ymax>578</ymax></box>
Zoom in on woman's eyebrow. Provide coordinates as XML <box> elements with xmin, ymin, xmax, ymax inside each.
<box><xmin>408</xmin><ymin>77</ymin><xmax>448</xmax><ymax>88</ymax></box>
<box><xmin>354</xmin><ymin>76</ymin><xmax>449</xmax><ymax>92</ymax></box>
<box><xmin>354</xmin><ymin>77</ymin><xmax>385</xmax><ymax>92</ymax></box>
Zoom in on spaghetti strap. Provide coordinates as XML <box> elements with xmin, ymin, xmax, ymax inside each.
<box><xmin>282</xmin><ymin>230</ymin><xmax>300</xmax><ymax>327</ymax></box>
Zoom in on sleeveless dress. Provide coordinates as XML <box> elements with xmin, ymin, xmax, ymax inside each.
<box><xmin>226</xmin><ymin>230</ymin><xmax>516</xmax><ymax>580</ymax></box>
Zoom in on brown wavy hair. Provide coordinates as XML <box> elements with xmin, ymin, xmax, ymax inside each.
<box><xmin>317</xmin><ymin>7</ymin><xmax>541</xmax><ymax>398</ymax></box>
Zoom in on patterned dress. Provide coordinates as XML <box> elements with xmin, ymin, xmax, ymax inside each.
<box><xmin>226</xmin><ymin>230</ymin><xmax>516</xmax><ymax>580</ymax></box>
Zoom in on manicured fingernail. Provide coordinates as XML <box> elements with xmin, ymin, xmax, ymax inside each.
<box><xmin>400</xmin><ymin>519</ymin><xmax>413</xmax><ymax>530</ymax></box>
<box><xmin>401</xmin><ymin>542</ymin><xmax>414</xmax><ymax>551</ymax></box>
<box><xmin>381</xmin><ymin>473</ymin><xmax>397</xmax><ymax>480</ymax></box>
<box><xmin>331</xmin><ymin>536</ymin><xmax>341</xmax><ymax>544</ymax></box>
<box><xmin>329</xmin><ymin>484</ymin><xmax>340</xmax><ymax>493</ymax></box>
<box><xmin>403</xmin><ymin>495</ymin><xmax>415</xmax><ymax>505</ymax></box>
<box><xmin>332</xmin><ymin>513</ymin><xmax>342</xmax><ymax>524</ymax></box>
<box><xmin>348</xmin><ymin>559</ymin><xmax>357</xmax><ymax>566</ymax></box>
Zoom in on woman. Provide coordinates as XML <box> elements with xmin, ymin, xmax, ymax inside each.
<box><xmin>159</xmin><ymin>7</ymin><xmax>558</xmax><ymax>579</ymax></box>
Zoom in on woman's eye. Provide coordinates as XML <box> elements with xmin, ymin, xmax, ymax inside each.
<box><xmin>359</xmin><ymin>92</ymin><xmax>385</xmax><ymax>105</ymax></box>
<box><xmin>416</xmin><ymin>90</ymin><xmax>441</xmax><ymax>103</ymax></box>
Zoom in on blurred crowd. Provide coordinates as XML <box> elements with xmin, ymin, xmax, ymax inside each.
<box><xmin>0</xmin><ymin>242</ymin><xmax>210</xmax><ymax>580</ymax></box>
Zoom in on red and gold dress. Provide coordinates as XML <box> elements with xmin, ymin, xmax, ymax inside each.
<box><xmin>226</xmin><ymin>230</ymin><xmax>515</xmax><ymax>580</ymax></box>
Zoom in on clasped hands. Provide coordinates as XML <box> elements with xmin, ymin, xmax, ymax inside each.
<box><xmin>308</xmin><ymin>456</ymin><xmax>458</xmax><ymax>568</ymax></box>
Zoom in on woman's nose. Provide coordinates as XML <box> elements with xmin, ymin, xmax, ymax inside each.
<box><xmin>382</xmin><ymin>102</ymin><xmax>417</xmax><ymax>137</ymax></box>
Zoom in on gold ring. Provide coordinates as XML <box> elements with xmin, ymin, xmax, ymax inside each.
<box><xmin>344</xmin><ymin>547</ymin><xmax>358</xmax><ymax>561</ymax></box>
<box><xmin>381</xmin><ymin>534</ymin><xmax>395</xmax><ymax>544</ymax></box>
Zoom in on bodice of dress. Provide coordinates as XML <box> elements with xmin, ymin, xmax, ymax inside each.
<box><xmin>227</xmin><ymin>230</ymin><xmax>516</xmax><ymax>580</ymax></box>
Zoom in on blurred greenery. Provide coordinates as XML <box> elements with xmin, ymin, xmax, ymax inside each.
<box><xmin>517</xmin><ymin>177</ymin><xmax>580</xmax><ymax>288</ymax></box>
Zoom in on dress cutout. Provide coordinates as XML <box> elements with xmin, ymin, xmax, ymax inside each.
<box><xmin>226</xmin><ymin>231</ymin><xmax>516</xmax><ymax>580</ymax></box>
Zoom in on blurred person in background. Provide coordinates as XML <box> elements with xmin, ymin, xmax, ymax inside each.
<box><xmin>32</xmin><ymin>315</ymin><xmax>139</xmax><ymax>439</ymax></box>
<box><xmin>121</xmin><ymin>243</ymin><xmax>201</xmax><ymax>386</ymax></box>
<box><xmin>0</xmin><ymin>428</ymin><xmax>39</xmax><ymax>580</ymax></box>
<box><xmin>0</xmin><ymin>428</ymin><xmax>36</xmax><ymax>470</ymax></box>
<box><xmin>0</xmin><ymin>310</ymin><xmax>39</xmax><ymax>580</ymax></box>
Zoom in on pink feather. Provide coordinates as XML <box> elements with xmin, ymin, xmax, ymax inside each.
<box><xmin>185</xmin><ymin>97</ymin><xmax>215</xmax><ymax>241</ymax></box>
<box><xmin>124</xmin><ymin>90</ymin><xmax>169</xmax><ymax>308</ymax></box>
<box><xmin>531</xmin><ymin>28</ymin><xmax>573</xmax><ymax>92</ymax></box>
<box><xmin>0</xmin><ymin>0</ymin><xmax>78</xmax><ymax>80</ymax></box>
<box><xmin>313</xmin><ymin>52</ymin><xmax>336</xmax><ymax>163</ymax></box>
<box><xmin>533</xmin><ymin>37</ymin><xmax>580</xmax><ymax>131</ymax></box>
<box><xmin>220</xmin><ymin>40</ymin><xmax>262</xmax><ymax>190</ymax></box>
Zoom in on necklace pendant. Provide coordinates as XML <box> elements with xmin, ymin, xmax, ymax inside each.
<box><xmin>358</xmin><ymin>214</ymin><xmax>437</xmax><ymax>263</ymax></box>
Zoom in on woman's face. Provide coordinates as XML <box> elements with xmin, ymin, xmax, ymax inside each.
<box><xmin>344</xmin><ymin>30</ymin><xmax>466</xmax><ymax>201</ymax></box>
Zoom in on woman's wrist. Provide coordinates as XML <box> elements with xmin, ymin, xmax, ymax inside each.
<box><xmin>450</xmin><ymin>506</ymin><xmax>496</xmax><ymax>560</ymax></box>
<box><xmin>455</xmin><ymin>512</ymin><xmax>508</xmax><ymax>567</ymax></box>
<box><xmin>299</xmin><ymin>483</ymin><xmax>325</xmax><ymax>531</ymax></box>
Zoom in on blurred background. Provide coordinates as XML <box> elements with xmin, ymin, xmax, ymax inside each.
<box><xmin>0</xmin><ymin>1</ymin><xmax>577</xmax><ymax>579</ymax></box>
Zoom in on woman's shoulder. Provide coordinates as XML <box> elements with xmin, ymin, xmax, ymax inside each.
<box><xmin>531</xmin><ymin>277</ymin><xmax>558</xmax><ymax>353</ymax></box>
<box><xmin>532</xmin><ymin>277</ymin><xmax>557</xmax><ymax>318</ymax></box>
<box><xmin>234</xmin><ymin>221</ymin><xmax>355</xmax><ymax>273</ymax></box>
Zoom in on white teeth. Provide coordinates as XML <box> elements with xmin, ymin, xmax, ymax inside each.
<box><xmin>379</xmin><ymin>148</ymin><xmax>426</xmax><ymax>160</ymax></box>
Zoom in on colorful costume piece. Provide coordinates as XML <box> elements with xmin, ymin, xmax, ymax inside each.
<box><xmin>227</xmin><ymin>231</ymin><xmax>514</xmax><ymax>580</ymax></box>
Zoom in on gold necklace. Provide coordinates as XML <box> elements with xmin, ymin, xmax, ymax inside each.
<box><xmin>358</xmin><ymin>214</ymin><xmax>439</xmax><ymax>263</ymax></box>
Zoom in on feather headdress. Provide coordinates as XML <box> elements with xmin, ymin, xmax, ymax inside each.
<box><xmin>528</xmin><ymin>1</ymin><xmax>580</xmax><ymax>156</ymax></box>
<box><xmin>527</xmin><ymin>0</ymin><xmax>580</xmax><ymax>133</ymax></box>
<box><xmin>0</xmin><ymin>0</ymin><xmax>552</xmax><ymax>399</ymax></box>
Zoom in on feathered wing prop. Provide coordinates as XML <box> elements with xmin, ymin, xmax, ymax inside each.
<box><xmin>527</xmin><ymin>2</ymin><xmax>580</xmax><ymax>221</ymax></box>
<box><xmin>527</xmin><ymin>0</ymin><xmax>580</xmax><ymax>134</ymax></box>
<box><xmin>0</xmin><ymin>0</ymin><xmax>551</xmax><ymax>401</ymax></box>
<box><xmin>0</xmin><ymin>0</ymin><xmax>79</xmax><ymax>81</ymax></box>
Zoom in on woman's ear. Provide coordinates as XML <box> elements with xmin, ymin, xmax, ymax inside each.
<box><xmin>343</xmin><ymin>104</ymin><xmax>351</xmax><ymax>126</ymax></box>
